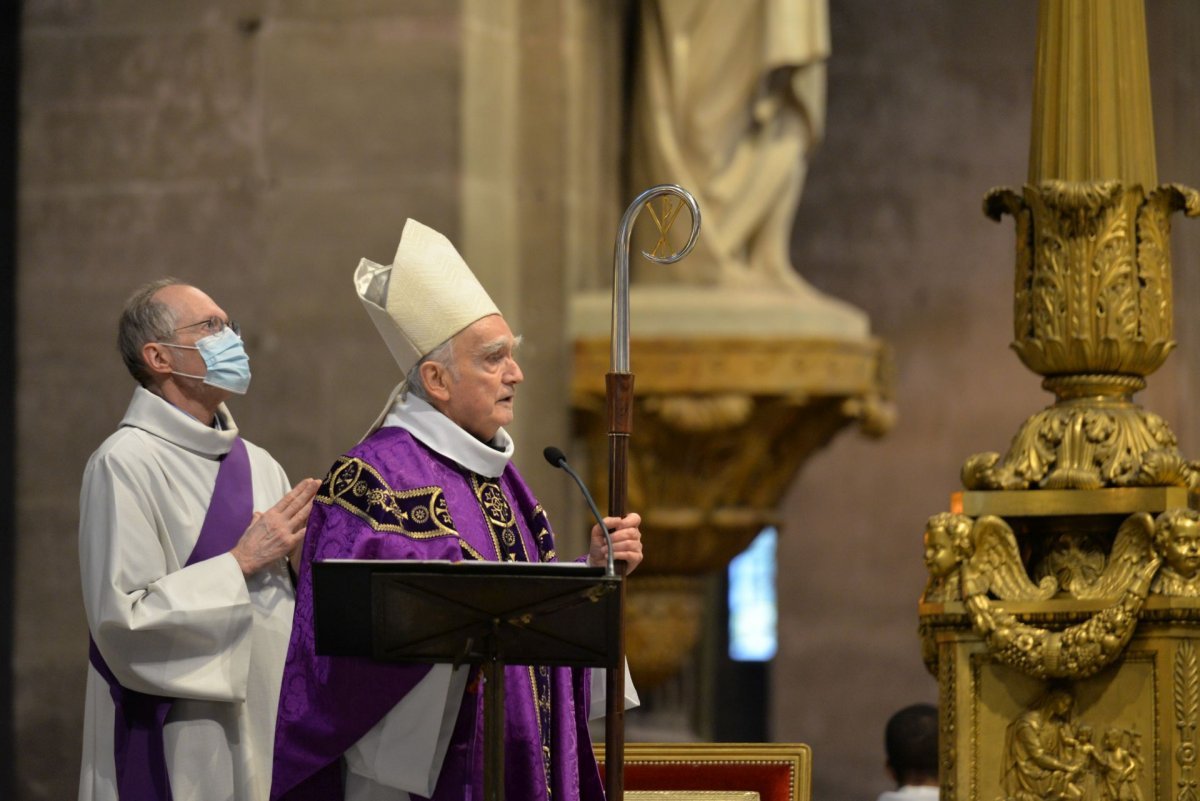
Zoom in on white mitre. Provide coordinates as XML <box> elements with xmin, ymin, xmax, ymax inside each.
<box><xmin>356</xmin><ymin>218</ymin><xmax>501</xmax><ymax>436</ymax></box>
<box><xmin>356</xmin><ymin>218</ymin><xmax>500</xmax><ymax>372</ymax></box>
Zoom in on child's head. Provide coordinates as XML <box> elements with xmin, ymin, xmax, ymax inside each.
<box><xmin>1154</xmin><ymin>509</ymin><xmax>1200</xmax><ymax>578</ymax></box>
<box><xmin>924</xmin><ymin>513</ymin><xmax>973</xmax><ymax>578</ymax></box>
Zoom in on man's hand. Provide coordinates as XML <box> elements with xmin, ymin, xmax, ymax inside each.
<box><xmin>587</xmin><ymin>512</ymin><xmax>643</xmax><ymax>575</ymax></box>
<box><xmin>230</xmin><ymin>478</ymin><xmax>321</xmax><ymax>577</ymax></box>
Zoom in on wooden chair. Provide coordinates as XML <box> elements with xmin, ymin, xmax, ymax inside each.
<box><xmin>595</xmin><ymin>743</ymin><xmax>812</xmax><ymax>801</ymax></box>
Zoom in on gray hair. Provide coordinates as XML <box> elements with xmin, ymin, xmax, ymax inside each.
<box><xmin>118</xmin><ymin>278</ymin><xmax>183</xmax><ymax>386</ymax></box>
<box><xmin>404</xmin><ymin>336</ymin><xmax>456</xmax><ymax>402</ymax></box>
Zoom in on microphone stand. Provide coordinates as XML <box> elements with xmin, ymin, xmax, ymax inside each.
<box><xmin>543</xmin><ymin>447</ymin><xmax>614</xmax><ymax>578</ymax></box>
<box><xmin>604</xmin><ymin>185</ymin><xmax>700</xmax><ymax>801</ymax></box>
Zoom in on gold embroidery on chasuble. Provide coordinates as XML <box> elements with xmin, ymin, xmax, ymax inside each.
<box><xmin>315</xmin><ymin>456</ymin><xmax>458</xmax><ymax>538</ymax></box>
<box><xmin>470</xmin><ymin>474</ymin><xmax>529</xmax><ymax>562</ymax></box>
<box><xmin>529</xmin><ymin>504</ymin><xmax>556</xmax><ymax>562</ymax></box>
<box><xmin>530</xmin><ymin>664</ymin><xmax>554</xmax><ymax>797</ymax></box>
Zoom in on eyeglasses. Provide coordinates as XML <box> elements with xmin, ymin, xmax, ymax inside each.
<box><xmin>173</xmin><ymin>316</ymin><xmax>240</xmax><ymax>337</ymax></box>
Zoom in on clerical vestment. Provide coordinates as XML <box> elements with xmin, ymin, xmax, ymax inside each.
<box><xmin>271</xmin><ymin>396</ymin><xmax>605</xmax><ymax>801</ymax></box>
<box><xmin>79</xmin><ymin>387</ymin><xmax>295</xmax><ymax>801</ymax></box>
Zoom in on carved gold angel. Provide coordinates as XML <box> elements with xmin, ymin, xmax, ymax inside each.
<box><xmin>921</xmin><ymin>511</ymin><xmax>1161</xmax><ymax>678</ymax></box>
<box><xmin>1066</xmin><ymin>513</ymin><xmax>1157</xmax><ymax>600</ymax></box>
<box><xmin>922</xmin><ymin>512</ymin><xmax>974</xmax><ymax>603</ymax></box>
<box><xmin>965</xmin><ymin>514</ymin><xmax>1158</xmax><ymax>679</ymax></box>
<box><xmin>922</xmin><ymin>512</ymin><xmax>1060</xmax><ymax>603</ymax></box>
<box><xmin>1150</xmin><ymin>508</ymin><xmax>1200</xmax><ymax>597</ymax></box>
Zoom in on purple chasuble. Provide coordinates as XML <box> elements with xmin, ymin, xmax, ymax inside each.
<box><xmin>271</xmin><ymin>427</ymin><xmax>605</xmax><ymax>801</ymax></box>
<box><xmin>88</xmin><ymin>437</ymin><xmax>253</xmax><ymax>801</ymax></box>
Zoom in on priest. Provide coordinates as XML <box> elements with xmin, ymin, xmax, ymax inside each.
<box><xmin>271</xmin><ymin>219</ymin><xmax>643</xmax><ymax>801</ymax></box>
<box><xmin>79</xmin><ymin>279</ymin><xmax>320</xmax><ymax>801</ymax></box>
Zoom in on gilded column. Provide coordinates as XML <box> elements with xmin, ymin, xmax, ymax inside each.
<box><xmin>919</xmin><ymin>3</ymin><xmax>1200</xmax><ymax>801</ymax></box>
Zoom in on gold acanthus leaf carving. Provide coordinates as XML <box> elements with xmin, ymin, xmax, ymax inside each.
<box><xmin>965</xmin><ymin>559</ymin><xmax>1158</xmax><ymax>679</ymax></box>
<box><xmin>1138</xmin><ymin>449</ymin><xmax>1198</xmax><ymax>487</ymax></box>
<box><xmin>1137</xmin><ymin>186</ymin><xmax>1189</xmax><ymax>346</ymax></box>
<box><xmin>985</xmin><ymin>180</ymin><xmax>1198</xmax><ymax>379</ymax></box>
<box><xmin>961</xmin><ymin>405</ymin><xmax>1197</xmax><ymax>491</ymax></box>
<box><xmin>1037</xmin><ymin>179</ymin><xmax>1124</xmax><ymax>211</ymax></box>
<box><xmin>1175</xmin><ymin>640</ymin><xmax>1200</xmax><ymax>801</ymax></box>
<box><xmin>1176</xmin><ymin>639</ymin><xmax>1199</xmax><ymax>735</ymax></box>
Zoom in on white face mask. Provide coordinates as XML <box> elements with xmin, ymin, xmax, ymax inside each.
<box><xmin>160</xmin><ymin>326</ymin><xmax>252</xmax><ymax>395</ymax></box>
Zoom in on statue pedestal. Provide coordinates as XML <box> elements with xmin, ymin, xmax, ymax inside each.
<box><xmin>572</xmin><ymin>286</ymin><xmax>893</xmax><ymax>688</ymax></box>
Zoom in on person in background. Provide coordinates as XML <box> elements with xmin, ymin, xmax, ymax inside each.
<box><xmin>878</xmin><ymin>703</ymin><xmax>940</xmax><ymax>801</ymax></box>
<box><xmin>79</xmin><ymin>279</ymin><xmax>319</xmax><ymax>801</ymax></box>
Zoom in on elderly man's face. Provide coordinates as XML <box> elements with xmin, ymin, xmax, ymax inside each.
<box><xmin>441</xmin><ymin>315</ymin><xmax>523</xmax><ymax>441</ymax></box>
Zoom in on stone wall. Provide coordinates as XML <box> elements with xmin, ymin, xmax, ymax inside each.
<box><xmin>18</xmin><ymin>2</ymin><xmax>463</xmax><ymax>797</ymax></box>
<box><xmin>17</xmin><ymin>1</ymin><xmax>623</xmax><ymax>795</ymax></box>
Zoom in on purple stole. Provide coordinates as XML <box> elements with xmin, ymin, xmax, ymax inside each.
<box><xmin>88</xmin><ymin>437</ymin><xmax>253</xmax><ymax>801</ymax></box>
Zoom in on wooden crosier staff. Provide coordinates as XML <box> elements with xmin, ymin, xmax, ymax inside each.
<box><xmin>605</xmin><ymin>184</ymin><xmax>700</xmax><ymax>801</ymax></box>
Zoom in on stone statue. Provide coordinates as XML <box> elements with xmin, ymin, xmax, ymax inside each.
<box><xmin>629</xmin><ymin>0</ymin><xmax>866</xmax><ymax>335</ymax></box>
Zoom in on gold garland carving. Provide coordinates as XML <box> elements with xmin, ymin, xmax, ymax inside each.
<box><xmin>964</xmin><ymin>568</ymin><xmax>1154</xmax><ymax>679</ymax></box>
<box><xmin>923</xmin><ymin>511</ymin><xmax>1163</xmax><ymax>679</ymax></box>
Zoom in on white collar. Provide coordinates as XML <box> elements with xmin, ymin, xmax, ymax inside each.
<box><xmin>877</xmin><ymin>786</ymin><xmax>940</xmax><ymax>801</ymax></box>
<box><xmin>381</xmin><ymin>393</ymin><xmax>514</xmax><ymax>478</ymax></box>
<box><xmin>121</xmin><ymin>386</ymin><xmax>239</xmax><ymax>458</ymax></box>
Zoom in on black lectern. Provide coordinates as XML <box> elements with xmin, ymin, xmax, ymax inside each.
<box><xmin>312</xmin><ymin>559</ymin><xmax>622</xmax><ymax>801</ymax></box>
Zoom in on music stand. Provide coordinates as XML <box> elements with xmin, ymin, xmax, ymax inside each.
<box><xmin>313</xmin><ymin>559</ymin><xmax>622</xmax><ymax>801</ymax></box>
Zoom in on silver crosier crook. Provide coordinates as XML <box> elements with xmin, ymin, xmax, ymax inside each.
<box><xmin>610</xmin><ymin>184</ymin><xmax>702</xmax><ymax>372</ymax></box>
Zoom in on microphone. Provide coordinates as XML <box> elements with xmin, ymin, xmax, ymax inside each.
<box><xmin>543</xmin><ymin>446</ymin><xmax>615</xmax><ymax>577</ymax></box>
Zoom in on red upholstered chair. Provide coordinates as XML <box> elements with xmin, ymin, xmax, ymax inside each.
<box><xmin>595</xmin><ymin>743</ymin><xmax>812</xmax><ymax>801</ymax></box>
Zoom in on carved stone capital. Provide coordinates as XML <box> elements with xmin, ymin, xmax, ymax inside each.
<box><xmin>572</xmin><ymin>334</ymin><xmax>893</xmax><ymax>685</ymax></box>
<box><xmin>573</xmin><ymin>336</ymin><xmax>894</xmax><ymax>575</ymax></box>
